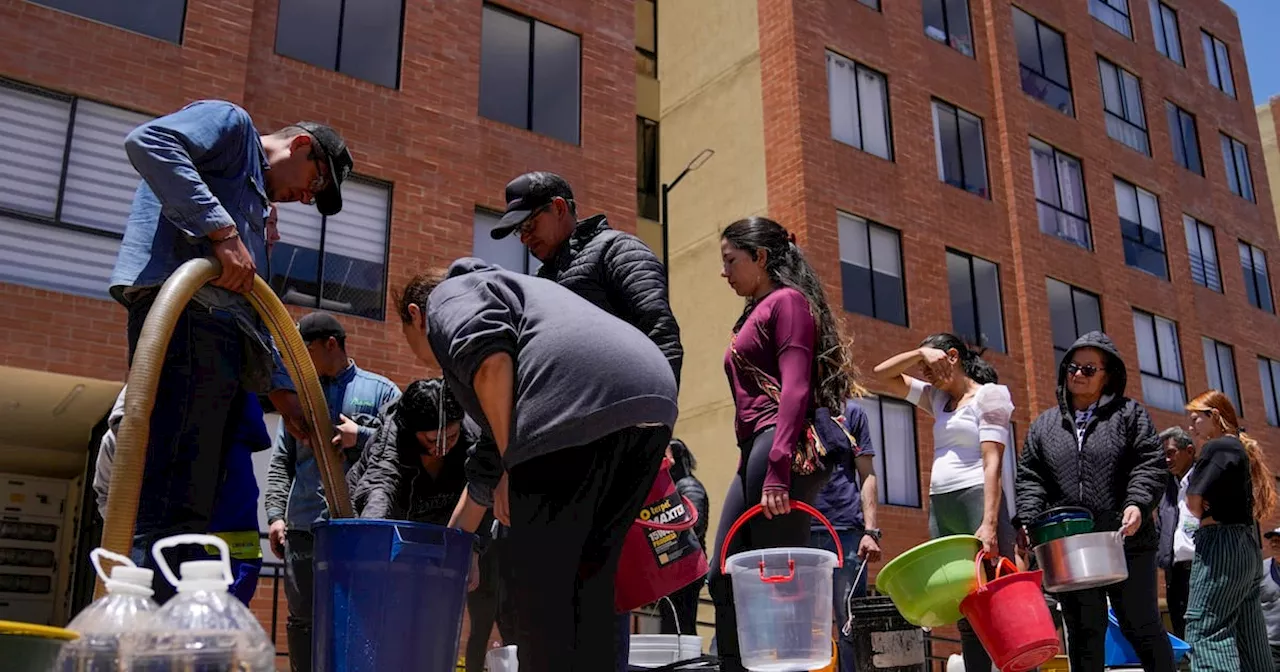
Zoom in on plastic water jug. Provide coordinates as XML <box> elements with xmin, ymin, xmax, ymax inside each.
<box><xmin>122</xmin><ymin>534</ymin><xmax>274</xmax><ymax>671</ymax></box>
<box><xmin>54</xmin><ymin>548</ymin><xmax>159</xmax><ymax>671</ymax></box>
<box><xmin>485</xmin><ymin>644</ymin><xmax>518</xmax><ymax>671</ymax></box>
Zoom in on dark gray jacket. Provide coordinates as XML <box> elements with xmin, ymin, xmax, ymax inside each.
<box><xmin>537</xmin><ymin>215</ymin><xmax>682</xmax><ymax>386</ymax></box>
<box><xmin>426</xmin><ymin>259</ymin><xmax>679</xmax><ymax>505</ymax></box>
<box><xmin>1015</xmin><ymin>331</ymin><xmax>1166</xmax><ymax>550</ymax></box>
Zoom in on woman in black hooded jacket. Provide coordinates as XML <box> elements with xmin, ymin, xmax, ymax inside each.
<box><xmin>1015</xmin><ymin>331</ymin><xmax>1173</xmax><ymax>672</ymax></box>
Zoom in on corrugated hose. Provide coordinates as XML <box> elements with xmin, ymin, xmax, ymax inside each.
<box><xmin>95</xmin><ymin>257</ymin><xmax>352</xmax><ymax>598</ymax></box>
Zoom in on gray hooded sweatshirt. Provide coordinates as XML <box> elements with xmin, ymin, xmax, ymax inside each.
<box><xmin>426</xmin><ymin>258</ymin><xmax>678</xmax><ymax>503</ymax></box>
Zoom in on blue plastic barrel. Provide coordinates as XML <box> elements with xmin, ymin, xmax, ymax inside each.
<box><xmin>313</xmin><ymin>519</ymin><xmax>475</xmax><ymax>672</ymax></box>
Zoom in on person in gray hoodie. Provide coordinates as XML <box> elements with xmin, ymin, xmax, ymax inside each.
<box><xmin>394</xmin><ymin>258</ymin><xmax>678</xmax><ymax>672</ymax></box>
<box><xmin>1016</xmin><ymin>331</ymin><xmax>1172</xmax><ymax>672</ymax></box>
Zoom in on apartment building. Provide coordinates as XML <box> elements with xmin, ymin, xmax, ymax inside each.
<box><xmin>0</xmin><ymin>0</ymin><xmax>655</xmax><ymax>661</ymax></box>
<box><xmin>661</xmin><ymin>0</ymin><xmax>1280</xmax><ymax>600</ymax></box>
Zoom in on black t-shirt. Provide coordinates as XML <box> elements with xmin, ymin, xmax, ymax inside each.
<box><xmin>1187</xmin><ymin>436</ymin><xmax>1253</xmax><ymax>525</ymax></box>
<box><xmin>401</xmin><ymin>440</ymin><xmax>469</xmax><ymax>526</ymax></box>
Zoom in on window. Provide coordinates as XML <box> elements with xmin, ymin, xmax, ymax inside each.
<box><xmin>1013</xmin><ymin>8</ymin><xmax>1073</xmax><ymax>116</ymax></box>
<box><xmin>1219</xmin><ymin>134</ymin><xmax>1255</xmax><ymax>202</ymax></box>
<box><xmin>1031</xmin><ymin>139</ymin><xmax>1090</xmax><ymax>249</ymax></box>
<box><xmin>1047</xmin><ymin>279</ymin><xmax>1103</xmax><ymax>365</ymax></box>
<box><xmin>1200</xmin><ymin>31</ymin><xmax>1235</xmax><ymax>98</ymax></box>
<box><xmin>1203</xmin><ymin>338</ymin><xmax>1241</xmax><ymax>413</ymax></box>
<box><xmin>837</xmin><ymin>212</ymin><xmax>906</xmax><ymax>326</ymax></box>
<box><xmin>923</xmin><ymin>0</ymin><xmax>974</xmax><ymax>56</ymax></box>
<box><xmin>1165</xmin><ymin>102</ymin><xmax>1202</xmax><ymax>175</ymax></box>
<box><xmin>1115</xmin><ymin>179</ymin><xmax>1166</xmax><ymax>278</ymax></box>
<box><xmin>826</xmin><ymin>52</ymin><xmax>892</xmax><ymax>160</ymax></box>
<box><xmin>859</xmin><ymin>0</ymin><xmax>881</xmax><ymax>9</ymax></box>
<box><xmin>636</xmin><ymin>0</ymin><xmax>656</xmax><ymax>77</ymax></box>
<box><xmin>1133</xmin><ymin>310</ymin><xmax>1186</xmax><ymax>412</ymax></box>
<box><xmin>1183</xmin><ymin>216</ymin><xmax>1221</xmax><ymax>291</ymax></box>
<box><xmin>637</xmin><ymin>117</ymin><xmax>659</xmax><ymax>220</ymax></box>
<box><xmin>1098</xmin><ymin>58</ymin><xmax>1148</xmax><ymax>155</ymax></box>
<box><xmin>26</xmin><ymin>0</ymin><xmax>186</xmax><ymax>43</ymax></box>
<box><xmin>1240</xmin><ymin>241</ymin><xmax>1274</xmax><ymax>313</ymax></box>
<box><xmin>1089</xmin><ymin>0</ymin><xmax>1132</xmax><ymax>38</ymax></box>
<box><xmin>275</xmin><ymin>0</ymin><xmax>404</xmax><ymax>88</ymax></box>
<box><xmin>946</xmin><ymin>250</ymin><xmax>1006</xmax><ymax>352</ymax></box>
<box><xmin>472</xmin><ymin>209</ymin><xmax>542</xmax><ymax>275</ymax></box>
<box><xmin>857</xmin><ymin>395</ymin><xmax>920</xmax><ymax>507</ymax></box>
<box><xmin>1259</xmin><ymin>357</ymin><xmax>1280</xmax><ymax>426</ymax></box>
<box><xmin>932</xmin><ymin>100</ymin><xmax>988</xmax><ymax>197</ymax></box>
<box><xmin>1149</xmin><ymin>0</ymin><xmax>1183</xmax><ymax>65</ymax></box>
<box><xmin>271</xmin><ymin>179</ymin><xmax>392</xmax><ymax>320</ymax></box>
<box><xmin>0</xmin><ymin>80</ymin><xmax>149</xmax><ymax>298</ymax></box>
<box><xmin>479</xmin><ymin>5</ymin><xmax>581</xmax><ymax>145</ymax></box>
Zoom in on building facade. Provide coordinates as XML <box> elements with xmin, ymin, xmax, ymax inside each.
<box><xmin>0</xmin><ymin>0</ymin><xmax>657</xmax><ymax>662</ymax></box>
<box><xmin>662</xmin><ymin>0</ymin><xmax>1280</xmax><ymax>613</ymax></box>
<box><xmin>1259</xmin><ymin>96</ymin><xmax>1280</xmax><ymax>236</ymax></box>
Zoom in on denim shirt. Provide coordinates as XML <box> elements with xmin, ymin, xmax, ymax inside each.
<box><xmin>265</xmin><ymin>361</ymin><xmax>401</xmax><ymax>530</ymax></box>
<box><xmin>109</xmin><ymin>99</ymin><xmax>290</xmax><ymax>392</ymax></box>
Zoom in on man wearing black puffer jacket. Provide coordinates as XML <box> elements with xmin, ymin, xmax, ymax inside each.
<box><xmin>1016</xmin><ymin>330</ymin><xmax>1173</xmax><ymax>672</ymax></box>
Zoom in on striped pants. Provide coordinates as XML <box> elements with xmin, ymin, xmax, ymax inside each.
<box><xmin>1186</xmin><ymin>524</ymin><xmax>1272</xmax><ymax>671</ymax></box>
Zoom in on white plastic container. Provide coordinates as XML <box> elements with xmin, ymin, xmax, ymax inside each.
<box><xmin>628</xmin><ymin>634</ymin><xmax>703</xmax><ymax>668</ymax></box>
<box><xmin>54</xmin><ymin>548</ymin><xmax>158</xmax><ymax>671</ymax></box>
<box><xmin>726</xmin><ymin>546</ymin><xmax>836</xmax><ymax>672</ymax></box>
<box><xmin>485</xmin><ymin>644</ymin><xmax>518</xmax><ymax>671</ymax></box>
<box><xmin>122</xmin><ymin>534</ymin><xmax>274</xmax><ymax>671</ymax></box>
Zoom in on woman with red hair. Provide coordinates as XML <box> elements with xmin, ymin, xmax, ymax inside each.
<box><xmin>1184</xmin><ymin>389</ymin><xmax>1278</xmax><ymax>671</ymax></box>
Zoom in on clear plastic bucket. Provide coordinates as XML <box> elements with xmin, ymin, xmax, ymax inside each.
<box><xmin>719</xmin><ymin>502</ymin><xmax>841</xmax><ymax>672</ymax></box>
<box><xmin>484</xmin><ymin>644</ymin><xmax>518</xmax><ymax>671</ymax></box>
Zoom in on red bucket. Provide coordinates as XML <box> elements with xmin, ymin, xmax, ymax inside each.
<box><xmin>615</xmin><ymin>457</ymin><xmax>710</xmax><ymax>613</ymax></box>
<box><xmin>958</xmin><ymin>552</ymin><xmax>1059</xmax><ymax>672</ymax></box>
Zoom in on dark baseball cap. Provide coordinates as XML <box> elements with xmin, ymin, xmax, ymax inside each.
<box><xmin>489</xmin><ymin>171</ymin><xmax>575</xmax><ymax>240</ymax></box>
<box><xmin>294</xmin><ymin>121</ymin><xmax>354</xmax><ymax>217</ymax></box>
<box><xmin>297</xmin><ymin>312</ymin><xmax>346</xmax><ymax>342</ymax></box>
<box><xmin>1266</xmin><ymin>527</ymin><xmax>1280</xmax><ymax>540</ymax></box>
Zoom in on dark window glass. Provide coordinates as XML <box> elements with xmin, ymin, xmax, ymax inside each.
<box><xmin>933</xmin><ymin>100</ymin><xmax>989</xmax><ymax>198</ymax></box>
<box><xmin>946</xmin><ymin>250</ymin><xmax>1006</xmax><ymax>352</ymax></box>
<box><xmin>1165</xmin><ymin>102</ymin><xmax>1202</xmax><ymax>175</ymax></box>
<box><xmin>1240</xmin><ymin>241</ymin><xmax>1274</xmax><ymax>313</ymax></box>
<box><xmin>923</xmin><ymin>0</ymin><xmax>975</xmax><ymax>56</ymax></box>
<box><xmin>1012</xmin><ymin>8</ymin><xmax>1074</xmax><ymax>116</ymax></box>
<box><xmin>838</xmin><ymin>212</ymin><xmax>906</xmax><ymax>326</ymax></box>
<box><xmin>1114</xmin><ymin>178</ymin><xmax>1166</xmax><ymax>279</ymax></box>
<box><xmin>1047</xmin><ymin>278</ymin><xmax>1102</xmax><ymax>365</ymax></box>
<box><xmin>1089</xmin><ymin>0</ymin><xmax>1132</xmax><ymax>38</ymax></box>
<box><xmin>479</xmin><ymin>5</ymin><xmax>581</xmax><ymax>145</ymax></box>
<box><xmin>275</xmin><ymin>0</ymin><xmax>341</xmax><ymax>73</ymax></box>
<box><xmin>28</xmin><ymin>0</ymin><xmax>187</xmax><ymax>43</ymax></box>
<box><xmin>1150</xmin><ymin>1</ymin><xmax>1183</xmax><ymax>64</ymax></box>
<box><xmin>637</xmin><ymin>117</ymin><xmax>659</xmax><ymax>220</ymax></box>
<box><xmin>1098</xmin><ymin>58</ymin><xmax>1149</xmax><ymax>155</ymax></box>
<box><xmin>479</xmin><ymin>6</ymin><xmax>532</xmax><ymax>130</ymax></box>
<box><xmin>1184</xmin><ymin>216</ymin><xmax>1222</xmax><ymax>292</ymax></box>
<box><xmin>275</xmin><ymin>0</ymin><xmax>403</xmax><ymax>88</ymax></box>
<box><xmin>531</xmin><ymin>21</ymin><xmax>581</xmax><ymax>145</ymax></box>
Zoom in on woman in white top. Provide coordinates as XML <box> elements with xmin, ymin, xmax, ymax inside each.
<box><xmin>873</xmin><ymin>333</ymin><xmax>1016</xmax><ymax>672</ymax></box>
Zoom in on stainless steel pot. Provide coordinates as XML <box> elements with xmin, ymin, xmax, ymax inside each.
<box><xmin>1034</xmin><ymin>530</ymin><xmax>1128</xmax><ymax>593</ymax></box>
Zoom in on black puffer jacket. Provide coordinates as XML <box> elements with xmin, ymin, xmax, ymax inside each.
<box><xmin>537</xmin><ymin>214</ymin><xmax>683</xmax><ymax>385</ymax></box>
<box><xmin>1015</xmin><ymin>331</ymin><xmax>1166</xmax><ymax>550</ymax></box>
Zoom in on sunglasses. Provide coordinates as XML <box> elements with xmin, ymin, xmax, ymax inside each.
<box><xmin>1066</xmin><ymin>363</ymin><xmax>1104</xmax><ymax>378</ymax></box>
<box><xmin>516</xmin><ymin>203</ymin><xmax>554</xmax><ymax>236</ymax></box>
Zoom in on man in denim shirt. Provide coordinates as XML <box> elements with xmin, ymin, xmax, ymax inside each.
<box><xmin>108</xmin><ymin>100</ymin><xmax>353</xmax><ymax>602</ymax></box>
<box><xmin>264</xmin><ymin>311</ymin><xmax>399</xmax><ymax>672</ymax></box>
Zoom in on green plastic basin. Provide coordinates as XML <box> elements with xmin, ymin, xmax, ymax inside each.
<box><xmin>875</xmin><ymin>535</ymin><xmax>982</xmax><ymax>627</ymax></box>
<box><xmin>1029</xmin><ymin>517</ymin><xmax>1095</xmax><ymax>546</ymax></box>
<box><xmin>0</xmin><ymin>620</ymin><xmax>78</xmax><ymax>672</ymax></box>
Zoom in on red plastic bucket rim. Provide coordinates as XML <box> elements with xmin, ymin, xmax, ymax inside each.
<box><xmin>717</xmin><ymin>501</ymin><xmax>844</xmax><ymax>583</ymax></box>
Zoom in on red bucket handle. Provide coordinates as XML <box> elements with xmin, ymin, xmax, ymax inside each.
<box><xmin>973</xmin><ymin>550</ymin><xmax>1019</xmax><ymax>592</ymax></box>
<box><xmin>633</xmin><ymin>495</ymin><xmax>702</xmax><ymax>532</ymax></box>
<box><xmin>717</xmin><ymin>501</ymin><xmax>844</xmax><ymax>579</ymax></box>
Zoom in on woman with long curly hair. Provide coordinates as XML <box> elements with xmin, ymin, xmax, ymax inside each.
<box><xmin>709</xmin><ymin>216</ymin><xmax>862</xmax><ymax>672</ymax></box>
<box><xmin>1184</xmin><ymin>389</ymin><xmax>1277</xmax><ymax>671</ymax></box>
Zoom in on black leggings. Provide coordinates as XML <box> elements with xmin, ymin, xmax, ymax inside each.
<box><xmin>708</xmin><ymin>427</ymin><xmax>828</xmax><ymax>672</ymax></box>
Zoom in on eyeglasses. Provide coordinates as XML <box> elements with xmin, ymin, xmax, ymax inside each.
<box><xmin>1066</xmin><ymin>363</ymin><xmax>1103</xmax><ymax>378</ymax></box>
<box><xmin>517</xmin><ymin>203</ymin><xmax>553</xmax><ymax>236</ymax></box>
<box><xmin>308</xmin><ymin>148</ymin><xmax>331</xmax><ymax>195</ymax></box>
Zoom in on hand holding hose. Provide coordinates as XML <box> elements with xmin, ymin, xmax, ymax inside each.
<box><xmin>269</xmin><ymin>389</ymin><xmax>312</xmax><ymax>446</ymax></box>
<box><xmin>209</xmin><ymin>226</ymin><xmax>256</xmax><ymax>294</ymax></box>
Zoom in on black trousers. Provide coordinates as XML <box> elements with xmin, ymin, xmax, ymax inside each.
<box><xmin>503</xmin><ymin>425</ymin><xmax>669</xmax><ymax>672</ymax></box>
<box><xmin>283</xmin><ymin>530</ymin><xmax>315</xmax><ymax>672</ymax></box>
<box><xmin>1166</xmin><ymin>560</ymin><xmax>1193</xmax><ymax>640</ymax></box>
<box><xmin>465</xmin><ymin>535</ymin><xmax>511</xmax><ymax>672</ymax></box>
<box><xmin>1059</xmin><ymin>548</ymin><xmax>1175</xmax><ymax>672</ymax></box>
<box><xmin>659</xmin><ymin>576</ymin><xmax>705</xmax><ymax>636</ymax></box>
<box><xmin>708</xmin><ymin>428</ymin><xmax>829</xmax><ymax>672</ymax></box>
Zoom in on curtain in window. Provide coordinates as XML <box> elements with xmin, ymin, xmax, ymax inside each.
<box><xmin>858</xmin><ymin>69</ymin><xmax>890</xmax><ymax>159</ymax></box>
<box><xmin>827</xmin><ymin>54</ymin><xmax>860</xmax><ymax>148</ymax></box>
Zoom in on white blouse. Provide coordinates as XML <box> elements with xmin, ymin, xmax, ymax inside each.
<box><xmin>907</xmin><ymin>379</ymin><xmax>1017</xmax><ymax>517</ymax></box>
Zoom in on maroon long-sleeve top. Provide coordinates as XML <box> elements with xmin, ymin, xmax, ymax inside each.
<box><xmin>724</xmin><ymin>287</ymin><xmax>817</xmax><ymax>493</ymax></box>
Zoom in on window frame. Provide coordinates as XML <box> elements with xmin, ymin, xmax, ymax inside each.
<box><xmin>946</xmin><ymin>249</ymin><xmax>1007</xmax><ymax>353</ymax></box>
<box><xmin>1203</xmin><ymin>337</ymin><xmax>1241</xmax><ymax>415</ymax></box>
<box><xmin>860</xmin><ymin>395</ymin><xmax>922</xmax><ymax>509</ymax></box>
<box><xmin>1165</xmin><ymin>102</ymin><xmax>1203</xmax><ymax>176</ymax></box>
<box><xmin>1097</xmin><ymin>57</ymin><xmax>1149</xmax><ymax>155</ymax></box>
<box><xmin>1132</xmin><ymin>309</ymin><xmax>1186</xmax><ymax>411</ymax></box>
<box><xmin>27</xmin><ymin>0</ymin><xmax>188</xmax><ymax>44</ymax></box>
<box><xmin>1183</xmin><ymin>215</ymin><xmax>1222</xmax><ymax>292</ymax></box>
<box><xmin>1219</xmin><ymin>133</ymin><xmax>1255</xmax><ymax>202</ymax></box>
<box><xmin>478</xmin><ymin>3</ymin><xmax>583</xmax><ymax>145</ymax></box>
<box><xmin>1047</xmin><ymin>278</ymin><xmax>1104</xmax><ymax>365</ymax></box>
<box><xmin>825</xmin><ymin>50</ymin><xmax>894</xmax><ymax>161</ymax></box>
<box><xmin>922</xmin><ymin>0</ymin><xmax>975</xmax><ymax>57</ymax></box>
<box><xmin>1149</xmin><ymin>0</ymin><xmax>1183</xmax><ymax>65</ymax></box>
<box><xmin>1013</xmin><ymin>7</ymin><xmax>1075</xmax><ymax>116</ymax></box>
<box><xmin>1200</xmin><ymin>30</ymin><xmax>1236</xmax><ymax>98</ymax></box>
<box><xmin>1259</xmin><ymin>356</ymin><xmax>1280</xmax><ymax>427</ymax></box>
<box><xmin>273</xmin><ymin>0</ymin><xmax>405</xmax><ymax>89</ymax></box>
<box><xmin>1239</xmin><ymin>240</ymin><xmax>1275</xmax><ymax>313</ymax></box>
<box><xmin>931</xmin><ymin>99</ymin><xmax>989</xmax><ymax>198</ymax></box>
<box><xmin>1114</xmin><ymin>177</ymin><xmax>1167</xmax><ymax>279</ymax></box>
<box><xmin>1030</xmin><ymin>137</ymin><xmax>1092</xmax><ymax>250</ymax></box>
<box><xmin>837</xmin><ymin>211</ymin><xmax>908</xmax><ymax>326</ymax></box>
<box><xmin>472</xmin><ymin>207</ymin><xmax>542</xmax><ymax>275</ymax></box>
<box><xmin>1089</xmin><ymin>0</ymin><xmax>1133</xmax><ymax>38</ymax></box>
<box><xmin>636</xmin><ymin>116</ymin><xmax>659</xmax><ymax>221</ymax></box>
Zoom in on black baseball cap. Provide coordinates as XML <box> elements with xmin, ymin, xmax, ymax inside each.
<box><xmin>489</xmin><ymin>171</ymin><xmax>575</xmax><ymax>240</ymax></box>
<box><xmin>297</xmin><ymin>312</ymin><xmax>346</xmax><ymax>343</ymax></box>
<box><xmin>1266</xmin><ymin>527</ymin><xmax>1280</xmax><ymax>540</ymax></box>
<box><xmin>294</xmin><ymin>121</ymin><xmax>354</xmax><ymax>217</ymax></box>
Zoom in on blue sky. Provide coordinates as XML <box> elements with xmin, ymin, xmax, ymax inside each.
<box><xmin>1225</xmin><ymin>0</ymin><xmax>1280</xmax><ymax>104</ymax></box>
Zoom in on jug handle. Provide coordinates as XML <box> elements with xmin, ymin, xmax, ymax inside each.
<box><xmin>718</xmin><ymin>501</ymin><xmax>843</xmax><ymax>574</ymax></box>
<box><xmin>973</xmin><ymin>551</ymin><xmax>1019</xmax><ymax>590</ymax></box>
<box><xmin>89</xmin><ymin>548</ymin><xmax>136</xmax><ymax>585</ymax></box>
<box><xmin>151</xmin><ymin>534</ymin><xmax>233</xmax><ymax>589</ymax></box>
